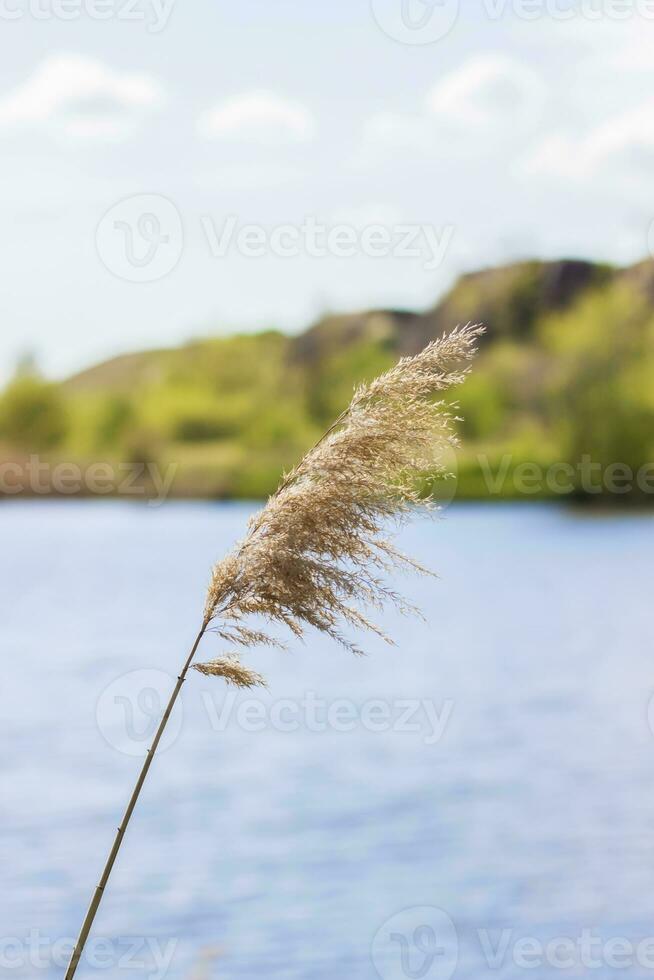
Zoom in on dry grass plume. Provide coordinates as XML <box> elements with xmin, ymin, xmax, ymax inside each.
<box><xmin>195</xmin><ymin>324</ymin><xmax>483</xmax><ymax>680</ymax></box>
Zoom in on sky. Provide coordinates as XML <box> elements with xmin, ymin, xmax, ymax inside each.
<box><xmin>2</xmin><ymin>0</ymin><xmax>654</xmax><ymax>380</ymax></box>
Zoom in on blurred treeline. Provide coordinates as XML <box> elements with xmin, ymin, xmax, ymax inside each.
<box><xmin>2</xmin><ymin>257</ymin><xmax>654</xmax><ymax>501</ymax></box>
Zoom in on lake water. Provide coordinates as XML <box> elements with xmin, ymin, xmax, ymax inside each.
<box><xmin>3</xmin><ymin>501</ymin><xmax>654</xmax><ymax>979</ymax></box>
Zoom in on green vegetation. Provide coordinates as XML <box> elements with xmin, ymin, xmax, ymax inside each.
<box><xmin>2</xmin><ymin>257</ymin><xmax>654</xmax><ymax>502</ymax></box>
<box><xmin>0</xmin><ymin>373</ymin><xmax>69</xmax><ymax>449</ymax></box>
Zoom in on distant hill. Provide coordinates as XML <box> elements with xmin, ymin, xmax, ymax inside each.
<box><xmin>66</xmin><ymin>259</ymin><xmax>613</xmax><ymax>391</ymax></box>
<box><xmin>293</xmin><ymin>258</ymin><xmax>612</xmax><ymax>363</ymax></box>
<box><xmin>3</xmin><ymin>256</ymin><xmax>654</xmax><ymax>502</ymax></box>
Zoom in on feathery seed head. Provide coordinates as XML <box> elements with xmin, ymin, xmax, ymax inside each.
<box><xmin>196</xmin><ymin>324</ymin><xmax>483</xmax><ymax>676</ymax></box>
<box><xmin>192</xmin><ymin>657</ymin><xmax>268</xmax><ymax>689</ymax></box>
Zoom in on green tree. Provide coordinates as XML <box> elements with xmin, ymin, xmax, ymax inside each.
<box><xmin>0</xmin><ymin>376</ymin><xmax>68</xmax><ymax>449</ymax></box>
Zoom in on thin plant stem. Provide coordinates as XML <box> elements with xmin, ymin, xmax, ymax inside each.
<box><xmin>63</xmin><ymin>622</ymin><xmax>208</xmax><ymax>980</ymax></box>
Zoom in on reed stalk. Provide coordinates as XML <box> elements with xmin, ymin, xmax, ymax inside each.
<box><xmin>63</xmin><ymin>324</ymin><xmax>482</xmax><ymax>979</ymax></box>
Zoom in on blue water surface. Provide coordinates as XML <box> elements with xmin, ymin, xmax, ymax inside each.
<box><xmin>2</xmin><ymin>501</ymin><xmax>654</xmax><ymax>979</ymax></box>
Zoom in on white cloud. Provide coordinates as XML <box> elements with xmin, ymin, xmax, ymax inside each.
<box><xmin>361</xmin><ymin>111</ymin><xmax>435</xmax><ymax>152</ymax></box>
<box><xmin>534</xmin><ymin>17</ymin><xmax>654</xmax><ymax>75</ymax></box>
<box><xmin>427</xmin><ymin>54</ymin><xmax>546</xmax><ymax>128</ymax></box>
<box><xmin>193</xmin><ymin>163</ymin><xmax>308</xmax><ymax>191</ymax></box>
<box><xmin>0</xmin><ymin>53</ymin><xmax>162</xmax><ymax>142</ymax></box>
<box><xmin>361</xmin><ymin>55</ymin><xmax>545</xmax><ymax>157</ymax></box>
<box><xmin>523</xmin><ymin>97</ymin><xmax>654</xmax><ymax>184</ymax></box>
<box><xmin>511</xmin><ymin>17</ymin><xmax>654</xmax><ymax>195</ymax></box>
<box><xmin>198</xmin><ymin>90</ymin><xmax>315</xmax><ymax>144</ymax></box>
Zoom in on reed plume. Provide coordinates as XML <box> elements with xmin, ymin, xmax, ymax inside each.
<box><xmin>64</xmin><ymin>323</ymin><xmax>483</xmax><ymax>980</ymax></box>
<box><xmin>199</xmin><ymin>322</ymin><xmax>482</xmax><ymax>666</ymax></box>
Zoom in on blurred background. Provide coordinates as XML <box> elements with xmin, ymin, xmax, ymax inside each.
<box><xmin>3</xmin><ymin>2</ymin><xmax>654</xmax><ymax>978</ymax></box>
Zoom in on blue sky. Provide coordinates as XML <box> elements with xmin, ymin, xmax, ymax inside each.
<box><xmin>1</xmin><ymin>0</ymin><xmax>653</xmax><ymax>379</ymax></box>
